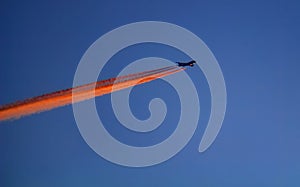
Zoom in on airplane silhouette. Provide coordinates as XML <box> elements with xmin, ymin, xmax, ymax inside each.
<box><xmin>176</xmin><ymin>60</ymin><xmax>196</xmax><ymax>67</ymax></box>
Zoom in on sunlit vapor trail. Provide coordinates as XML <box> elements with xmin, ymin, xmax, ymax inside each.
<box><xmin>0</xmin><ymin>66</ymin><xmax>184</xmax><ymax>122</ymax></box>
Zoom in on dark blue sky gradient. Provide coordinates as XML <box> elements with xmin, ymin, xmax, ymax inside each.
<box><xmin>1</xmin><ymin>0</ymin><xmax>299</xmax><ymax>186</ymax></box>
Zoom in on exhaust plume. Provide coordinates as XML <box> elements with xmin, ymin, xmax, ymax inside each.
<box><xmin>0</xmin><ymin>66</ymin><xmax>184</xmax><ymax>122</ymax></box>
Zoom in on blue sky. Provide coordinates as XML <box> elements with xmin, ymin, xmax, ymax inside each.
<box><xmin>1</xmin><ymin>0</ymin><xmax>299</xmax><ymax>186</ymax></box>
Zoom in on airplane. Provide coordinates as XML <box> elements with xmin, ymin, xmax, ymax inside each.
<box><xmin>176</xmin><ymin>60</ymin><xmax>196</xmax><ymax>67</ymax></box>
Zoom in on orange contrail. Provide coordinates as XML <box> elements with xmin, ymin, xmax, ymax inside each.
<box><xmin>0</xmin><ymin>66</ymin><xmax>184</xmax><ymax>121</ymax></box>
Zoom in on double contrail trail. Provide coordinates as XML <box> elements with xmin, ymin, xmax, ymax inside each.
<box><xmin>0</xmin><ymin>66</ymin><xmax>184</xmax><ymax>122</ymax></box>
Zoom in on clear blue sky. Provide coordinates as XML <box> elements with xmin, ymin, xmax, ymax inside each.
<box><xmin>0</xmin><ymin>0</ymin><xmax>299</xmax><ymax>186</ymax></box>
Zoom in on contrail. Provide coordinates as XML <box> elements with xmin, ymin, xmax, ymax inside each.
<box><xmin>0</xmin><ymin>66</ymin><xmax>184</xmax><ymax>122</ymax></box>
